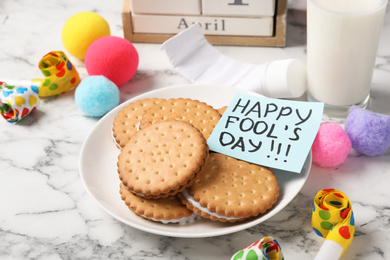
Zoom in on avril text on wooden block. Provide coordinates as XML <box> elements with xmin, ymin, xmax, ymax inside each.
<box><xmin>131</xmin><ymin>14</ymin><xmax>274</xmax><ymax>36</ymax></box>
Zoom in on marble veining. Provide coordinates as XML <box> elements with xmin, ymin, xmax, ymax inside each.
<box><xmin>0</xmin><ymin>0</ymin><xmax>390</xmax><ymax>259</ymax></box>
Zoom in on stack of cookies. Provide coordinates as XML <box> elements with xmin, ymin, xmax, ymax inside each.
<box><xmin>112</xmin><ymin>98</ymin><xmax>279</xmax><ymax>224</ymax></box>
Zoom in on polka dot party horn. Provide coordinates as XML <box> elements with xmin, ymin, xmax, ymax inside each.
<box><xmin>0</xmin><ymin>51</ymin><xmax>80</xmax><ymax>98</ymax></box>
<box><xmin>33</xmin><ymin>51</ymin><xmax>80</xmax><ymax>97</ymax></box>
<box><xmin>231</xmin><ymin>236</ymin><xmax>284</xmax><ymax>260</ymax></box>
<box><xmin>0</xmin><ymin>81</ymin><xmax>40</xmax><ymax>123</ymax></box>
<box><xmin>312</xmin><ymin>189</ymin><xmax>355</xmax><ymax>259</ymax></box>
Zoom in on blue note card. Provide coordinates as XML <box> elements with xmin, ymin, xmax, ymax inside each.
<box><xmin>207</xmin><ymin>94</ymin><xmax>324</xmax><ymax>173</ymax></box>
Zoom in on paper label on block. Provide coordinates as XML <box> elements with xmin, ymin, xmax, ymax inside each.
<box><xmin>202</xmin><ymin>0</ymin><xmax>275</xmax><ymax>16</ymax></box>
<box><xmin>130</xmin><ymin>0</ymin><xmax>201</xmax><ymax>15</ymax></box>
<box><xmin>132</xmin><ymin>14</ymin><xmax>274</xmax><ymax>36</ymax></box>
<box><xmin>207</xmin><ymin>94</ymin><xmax>324</xmax><ymax>173</ymax></box>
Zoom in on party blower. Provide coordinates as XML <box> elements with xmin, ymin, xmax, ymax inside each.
<box><xmin>312</xmin><ymin>189</ymin><xmax>355</xmax><ymax>259</ymax></box>
<box><xmin>231</xmin><ymin>236</ymin><xmax>284</xmax><ymax>260</ymax></box>
<box><xmin>0</xmin><ymin>51</ymin><xmax>80</xmax><ymax>123</ymax></box>
<box><xmin>0</xmin><ymin>82</ymin><xmax>40</xmax><ymax>123</ymax></box>
<box><xmin>1</xmin><ymin>51</ymin><xmax>80</xmax><ymax>97</ymax></box>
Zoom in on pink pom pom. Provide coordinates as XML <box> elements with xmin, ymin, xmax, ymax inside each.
<box><xmin>85</xmin><ymin>36</ymin><xmax>139</xmax><ymax>86</ymax></box>
<box><xmin>311</xmin><ymin>122</ymin><xmax>351</xmax><ymax>167</ymax></box>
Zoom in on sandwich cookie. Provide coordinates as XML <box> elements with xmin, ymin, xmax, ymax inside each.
<box><xmin>179</xmin><ymin>153</ymin><xmax>279</xmax><ymax>222</ymax></box>
<box><xmin>118</xmin><ymin>120</ymin><xmax>209</xmax><ymax>199</ymax></box>
<box><xmin>120</xmin><ymin>183</ymin><xmax>200</xmax><ymax>224</ymax></box>
<box><xmin>112</xmin><ymin>98</ymin><xmax>165</xmax><ymax>148</ymax></box>
<box><xmin>139</xmin><ymin>98</ymin><xmax>221</xmax><ymax>140</ymax></box>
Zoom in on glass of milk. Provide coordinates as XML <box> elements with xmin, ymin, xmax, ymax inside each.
<box><xmin>307</xmin><ymin>0</ymin><xmax>388</xmax><ymax>116</ymax></box>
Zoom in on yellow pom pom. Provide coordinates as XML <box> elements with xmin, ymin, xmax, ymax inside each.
<box><xmin>62</xmin><ymin>12</ymin><xmax>110</xmax><ymax>60</ymax></box>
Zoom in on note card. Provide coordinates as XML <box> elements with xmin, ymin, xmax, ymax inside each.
<box><xmin>207</xmin><ymin>94</ymin><xmax>324</xmax><ymax>173</ymax></box>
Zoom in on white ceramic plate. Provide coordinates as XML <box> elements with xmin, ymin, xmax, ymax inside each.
<box><xmin>79</xmin><ymin>85</ymin><xmax>311</xmax><ymax>238</ymax></box>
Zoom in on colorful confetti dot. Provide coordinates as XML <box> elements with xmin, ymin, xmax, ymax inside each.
<box><xmin>313</xmin><ymin>227</ymin><xmax>323</xmax><ymax>237</ymax></box>
<box><xmin>41</xmin><ymin>69</ymin><xmax>51</xmax><ymax>77</ymax></box>
<box><xmin>319</xmin><ymin>210</ymin><xmax>331</xmax><ymax>220</ymax></box>
<box><xmin>330</xmin><ymin>200</ymin><xmax>342</xmax><ymax>206</ymax></box>
<box><xmin>340</xmin><ymin>208</ymin><xmax>350</xmax><ymax>219</ymax></box>
<box><xmin>49</xmin><ymin>83</ymin><xmax>58</xmax><ymax>90</ymax></box>
<box><xmin>320</xmin><ymin>221</ymin><xmax>333</xmax><ymax>230</ymax></box>
<box><xmin>350</xmin><ymin>212</ymin><xmax>355</xmax><ymax>226</ymax></box>
<box><xmin>339</xmin><ymin>226</ymin><xmax>351</xmax><ymax>239</ymax></box>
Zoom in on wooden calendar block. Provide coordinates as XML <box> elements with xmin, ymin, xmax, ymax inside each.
<box><xmin>202</xmin><ymin>0</ymin><xmax>275</xmax><ymax>17</ymax></box>
<box><xmin>131</xmin><ymin>0</ymin><xmax>201</xmax><ymax>15</ymax></box>
<box><xmin>122</xmin><ymin>0</ymin><xmax>288</xmax><ymax>47</ymax></box>
<box><xmin>131</xmin><ymin>14</ymin><xmax>273</xmax><ymax>36</ymax></box>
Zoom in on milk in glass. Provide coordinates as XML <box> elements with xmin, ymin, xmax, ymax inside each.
<box><xmin>307</xmin><ymin>0</ymin><xmax>387</xmax><ymax>108</ymax></box>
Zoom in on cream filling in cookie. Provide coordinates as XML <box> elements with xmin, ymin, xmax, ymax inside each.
<box><xmin>111</xmin><ymin>129</ymin><xmax>122</xmax><ymax>149</ymax></box>
<box><xmin>128</xmin><ymin>188</ymin><xmax>168</xmax><ymax>199</ymax></box>
<box><xmin>124</xmin><ymin>185</ymin><xmax>176</xmax><ymax>199</ymax></box>
<box><xmin>143</xmin><ymin>213</ymin><xmax>201</xmax><ymax>225</ymax></box>
<box><xmin>182</xmin><ymin>189</ymin><xmax>245</xmax><ymax>221</ymax></box>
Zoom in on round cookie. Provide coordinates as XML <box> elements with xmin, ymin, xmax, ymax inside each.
<box><xmin>119</xmin><ymin>183</ymin><xmax>199</xmax><ymax>224</ymax></box>
<box><xmin>112</xmin><ymin>98</ymin><xmax>165</xmax><ymax>148</ymax></box>
<box><xmin>139</xmin><ymin>98</ymin><xmax>221</xmax><ymax>140</ymax></box>
<box><xmin>179</xmin><ymin>153</ymin><xmax>279</xmax><ymax>222</ymax></box>
<box><xmin>118</xmin><ymin>120</ymin><xmax>209</xmax><ymax>199</ymax></box>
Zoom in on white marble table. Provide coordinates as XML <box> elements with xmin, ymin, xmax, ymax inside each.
<box><xmin>0</xmin><ymin>0</ymin><xmax>389</xmax><ymax>259</ymax></box>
